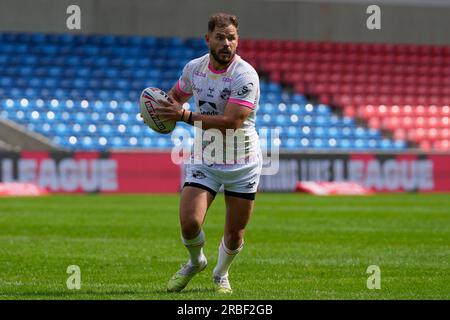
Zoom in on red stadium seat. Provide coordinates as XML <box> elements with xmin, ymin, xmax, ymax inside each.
<box><xmin>270</xmin><ymin>71</ymin><xmax>282</xmax><ymax>83</ymax></box>
<box><xmin>389</xmin><ymin>105</ymin><xmax>401</xmax><ymax>116</ymax></box>
<box><xmin>420</xmin><ymin>140</ymin><xmax>432</xmax><ymax>151</ymax></box>
<box><xmin>281</xmin><ymin>40</ymin><xmax>296</xmax><ymax>53</ymax></box>
<box><xmin>362</xmin><ymin>104</ymin><xmax>376</xmax><ymax>117</ymax></box>
<box><xmin>319</xmin><ymin>94</ymin><xmax>331</xmax><ymax>105</ymax></box>
<box><xmin>414</xmin><ymin>117</ymin><xmax>426</xmax><ymax>127</ymax></box>
<box><xmin>402</xmin><ymin>105</ymin><xmax>414</xmax><ymax>116</ymax></box>
<box><xmin>245</xmin><ymin>38</ymin><xmax>450</xmax><ymax>152</ymax></box>
<box><xmin>414</xmin><ymin>105</ymin><xmax>426</xmax><ymax>116</ymax></box>
<box><xmin>433</xmin><ymin>140</ymin><xmax>450</xmax><ymax>151</ymax></box>
<box><xmin>427</xmin><ymin>117</ymin><xmax>439</xmax><ymax>128</ymax></box>
<box><xmin>401</xmin><ymin>116</ymin><xmax>414</xmax><ymax>129</ymax></box>
<box><xmin>441</xmin><ymin>129</ymin><xmax>450</xmax><ymax>139</ymax></box>
<box><xmin>368</xmin><ymin>117</ymin><xmax>381</xmax><ymax>129</ymax></box>
<box><xmin>344</xmin><ymin>105</ymin><xmax>356</xmax><ymax>117</ymax></box>
<box><xmin>428</xmin><ymin>128</ymin><xmax>439</xmax><ymax>141</ymax></box>
<box><xmin>294</xmin><ymin>83</ymin><xmax>306</xmax><ymax>93</ymax></box>
<box><xmin>394</xmin><ymin>128</ymin><xmax>407</xmax><ymax>140</ymax></box>
<box><xmin>383</xmin><ymin>116</ymin><xmax>400</xmax><ymax>130</ymax></box>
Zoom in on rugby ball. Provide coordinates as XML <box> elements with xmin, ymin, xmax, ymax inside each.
<box><xmin>139</xmin><ymin>87</ymin><xmax>176</xmax><ymax>134</ymax></box>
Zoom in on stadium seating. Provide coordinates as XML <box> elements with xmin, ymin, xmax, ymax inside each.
<box><xmin>345</xmin><ymin>104</ymin><xmax>450</xmax><ymax>151</ymax></box>
<box><xmin>0</xmin><ymin>32</ymin><xmax>410</xmax><ymax>151</ymax></box>
<box><xmin>238</xmin><ymin>39</ymin><xmax>450</xmax><ymax>151</ymax></box>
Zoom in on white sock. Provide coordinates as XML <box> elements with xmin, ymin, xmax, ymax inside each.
<box><xmin>181</xmin><ymin>229</ymin><xmax>206</xmax><ymax>266</ymax></box>
<box><xmin>213</xmin><ymin>237</ymin><xmax>244</xmax><ymax>278</ymax></box>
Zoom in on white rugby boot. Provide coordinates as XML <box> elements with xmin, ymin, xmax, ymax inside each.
<box><xmin>213</xmin><ymin>273</ymin><xmax>232</xmax><ymax>294</ymax></box>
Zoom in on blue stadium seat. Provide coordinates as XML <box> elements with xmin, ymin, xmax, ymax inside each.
<box><xmin>285</xmin><ymin>138</ymin><xmax>300</xmax><ymax>149</ymax></box>
<box><xmin>380</xmin><ymin>139</ymin><xmax>393</xmax><ymax>149</ymax></box>
<box><xmin>0</xmin><ymin>32</ymin><xmax>407</xmax><ymax>151</ymax></box>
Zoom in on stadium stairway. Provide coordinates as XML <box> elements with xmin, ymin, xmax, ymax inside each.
<box><xmin>0</xmin><ymin>117</ymin><xmax>62</xmax><ymax>151</ymax></box>
<box><xmin>0</xmin><ymin>138</ymin><xmax>20</xmax><ymax>152</ymax></box>
<box><xmin>0</xmin><ymin>32</ymin><xmax>417</xmax><ymax>151</ymax></box>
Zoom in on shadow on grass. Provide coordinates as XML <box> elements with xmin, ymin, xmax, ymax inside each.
<box><xmin>171</xmin><ymin>287</ymin><xmax>216</xmax><ymax>295</ymax></box>
<box><xmin>0</xmin><ymin>287</ymin><xmax>217</xmax><ymax>299</ymax></box>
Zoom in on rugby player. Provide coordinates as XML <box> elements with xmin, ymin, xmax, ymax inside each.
<box><xmin>154</xmin><ymin>13</ymin><xmax>262</xmax><ymax>294</ymax></box>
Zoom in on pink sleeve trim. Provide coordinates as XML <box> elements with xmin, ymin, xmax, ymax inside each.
<box><xmin>228</xmin><ymin>98</ymin><xmax>254</xmax><ymax>109</ymax></box>
<box><xmin>176</xmin><ymin>80</ymin><xmax>192</xmax><ymax>97</ymax></box>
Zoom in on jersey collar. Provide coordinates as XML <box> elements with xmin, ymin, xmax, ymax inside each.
<box><xmin>208</xmin><ymin>54</ymin><xmax>238</xmax><ymax>74</ymax></box>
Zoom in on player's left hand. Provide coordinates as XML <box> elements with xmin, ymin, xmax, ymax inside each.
<box><xmin>155</xmin><ymin>99</ymin><xmax>183</xmax><ymax>122</ymax></box>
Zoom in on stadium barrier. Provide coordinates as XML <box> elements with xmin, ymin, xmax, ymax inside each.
<box><xmin>0</xmin><ymin>151</ymin><xmax>449</xmax><ymax>193</ymax></box>
<box><xmin>0</xmin><ymin>151</ymin><xmax>181</xmax><ymax>193</ymax></box>
<box><xmin>259</xmin><ymin>153</ymin><xmax>450</xmax><ymax>193</ymax></box>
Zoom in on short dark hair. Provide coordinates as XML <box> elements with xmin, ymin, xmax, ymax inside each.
<box><xmin>208</xmin><ymin>13</ymin><xmax>238</xmax><ymax>33</ymax></box>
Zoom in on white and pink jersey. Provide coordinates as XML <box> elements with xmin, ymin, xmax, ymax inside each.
<box><xmin>176</xmin><ymin>53</ymin><xmax>261</xmax><ymax>163</ymax></box>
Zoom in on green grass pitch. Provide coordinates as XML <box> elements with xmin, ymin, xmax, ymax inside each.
<box><xmin>0</xmin><ymin>193</ymin><xmax>449</xmax><ymax>300</ymax></box>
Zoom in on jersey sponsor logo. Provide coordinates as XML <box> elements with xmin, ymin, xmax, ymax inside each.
<box><xmin>220</xmin><ymin>88</ymin><xmax>231</xmax><ymax>100</ymax></box>
<box><xmin>199</xmin><ymin>100</ymin><xmax>217</xmax><ymax>109</ymax></box>
<box><xmin>194</xmin><ymin>70</ymin><xmax>206</xmax><ymax>78</ymax></box>
<box><xmin>199</xmin><ymin>100</ymin><xmax>219</xmax><ymax>115</ymax></box>
<box><xmin>192</xmin><ymin>170</ymin><xmax>206</xmax><ymax>179</ymax></box>
<box><xmin>192</xmin><ymin>83</ymin><xmax>203</xmax><ymax>94</ymax></box>
<box><xmin>237</xmin><ymin>82</ymin><xmax>254</xmax><ymax>97</ymax></box>
<box><xmin>200</xmin><ymin>110</ymin><xmax>219</xmax><ymax>115</ymax></box>
<box><xmin>245</xmin><ymin>181</ymin><xmax>256</xmax><ymax>189</ymax></box>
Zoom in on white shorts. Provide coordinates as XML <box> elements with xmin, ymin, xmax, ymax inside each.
<box><xmin>183</xmin><ymin>154</ymin><xmax>263</xmax><ymax>200</ymax></box>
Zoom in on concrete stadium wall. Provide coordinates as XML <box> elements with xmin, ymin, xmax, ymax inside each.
<box><xmin>0</xmin><ymin>0</ymin><xmax>449</xmax><ymax>45</ymax></box>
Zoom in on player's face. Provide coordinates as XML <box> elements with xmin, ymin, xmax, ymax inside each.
<box><xmin>207</xmin><ymin>24</ymin><xmax>238</xmax><ymax>66</ymax></box>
